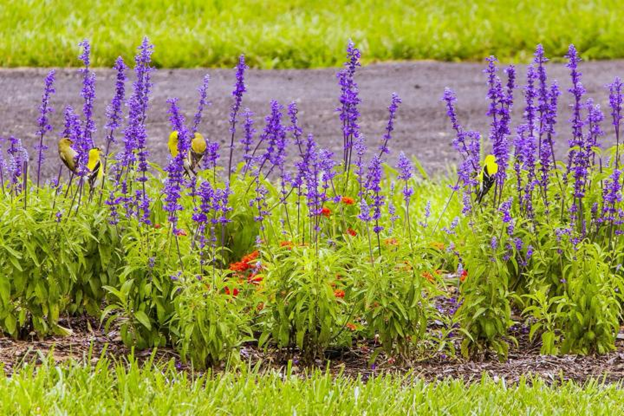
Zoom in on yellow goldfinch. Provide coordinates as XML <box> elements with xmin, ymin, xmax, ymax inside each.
<box><xmin>168</xmin><ymin>130</ymin><xmax>195</xmax><ymax>177</ymax></box>
<box><xmin>87</xmin><ymin>147</ymin><xmax>104</xmax><ymax>191</ymax></box>
<box><xmin>190</xmin><ymin>132</ymin><xmax>207</xmax><ymax>172</ymax></box>
<box><xmin>58</xmin><ymin>138</ymin><xmax>79</xmax><ymax>174</ymax></box>
<box><xmin>476</xmin><ymin>154</ymin><xmax>498</xmax><ymax>204</ymax></box>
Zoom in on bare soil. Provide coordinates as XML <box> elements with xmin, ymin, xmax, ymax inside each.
<box><xmin>2</xmin><ymin>60</ymin><xmax>624</xmax><ymax>181</ymax></box>
<box><xmin>3</xmin><ymin>314</ymin><xmax>624</xmax><ymax>384</ymax></box>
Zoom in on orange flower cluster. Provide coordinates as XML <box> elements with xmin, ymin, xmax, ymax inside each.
<box><xmin>334</xmin><ymin>289</ymin><xmax>345</xmax><ymax>298</ymax></box>
<box><xmin>430</xmin><ymin>242</ymin><xmax>445</xmax><ymax>251</ymax></box>
<box><xmin>229</xmin><ymin>250</ymin><xmax>260</xmax><ymax>272</ymax></box>
<box><xmin>321</xmin><ymin>207</ymin><xmax>331</xmax><ymax>217</ymax></box>
<box><xmin>384</xmin><ymin>238</ymin><xmax>399</xmax><ymax>246</ymax></box>
<box><xmin>341</xmin><ymin>196</ymin><xmax>355</xmax><ymax>205</ymax></box>
<box><xmin>229</xmin><ymin>250</ymin><xmax>263</xmax><ymax>285</ymax></box>
<box><xmin>346</xmin><ymin>323</ymin><xmax>357</xmax><ymax>331</ymax></box>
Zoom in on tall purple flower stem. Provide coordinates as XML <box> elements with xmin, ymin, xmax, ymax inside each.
<box><xmin>35</xmin><ymin>69</ymin><xmax>56</xmax><ymax>190</ymax></box>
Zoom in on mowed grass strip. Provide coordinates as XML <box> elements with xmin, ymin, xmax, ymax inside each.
<box><xmin>1</xmin><ymin>0</ymin><xmax>623</xmax><ymax>69</ymax></box>
<box><xmin>2</xmin><ymin>357</ymin><xmax>624</xmax><ymax>415</ymax></box>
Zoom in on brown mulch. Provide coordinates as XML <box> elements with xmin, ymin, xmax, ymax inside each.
<box><xmin>3</xmin><ymin>315</ymin><xmax>624</xmax><ymax>384</ymax></box>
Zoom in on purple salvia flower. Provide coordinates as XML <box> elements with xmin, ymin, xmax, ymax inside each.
<box><xmin>105</xmin><ymin>57</ymin><xmax>127</xmax><ymax>136</ymax></box>
<box><xmin>78</xmin><ymin>40</ymin><xmax>96</xmax><ymax>151</ymax></box>
<box><xmin>6</xmin><ymin>136</ymin><xmax>28</xmax><ymax>191</ymax></box>
<box><xmin>193</xmin><ymin>74</ymin><xmax>211</xmax><ymax>133</ymax></box>
<box><xmin>164</xmin><ymin>98</ymin><xmax>190</xmax><ymax>230</ymax></box>
<box><xmin>608</xmin><ymin>77</ymin><xmax>623</xmax><ymax>168</ymax></box>
<box><xmin>123</xmin><ymin>38</ymin><xmax>154</xmax><ymax>224</ymax></box>
<box><xmin>35</xmin><ymin>69</ymin><xmax>55</xmax><ymax>188</ymax></box>
<box><xmin>227</xmin><ymin>55</ymin><xmax>247</xmax><ymax>180</ymax></box>
<box><xmin>485</xmin><ymin>57</ymin><xmax>515</xmax><ymax>186</ymax></box>
<box><xmin>419</xmin><ymin>201</ymin><xmax>431</xmax><ymax>229</ymax></box>
<box><xmin>103</xmin><ymin>57</ymin><xmax>127</xmax><ymax>181</ymax></box>
<box><xmin>358</xmin><ymin>198</ymin><xmax>372</xmax><ymax>222</ymax></box>
<box><xmin>397</xmin><ymin>152</ymin><xmax>414</xmax><ymax>204</ymax></box>
<box><xmin>442</xmin><ymin>88</ymin><xmax>480</xmax><ymax>212</ymax></box>
<box><xmin>378</xmin><ymin>93</ymin><xmax>401</xmax><ymax>157</ymax></box>
<box><xmin>240</xmin><ymin>108</ymin><xmax>255</xmax><ymax>173</ymax></box>
<box><xmin>565</xmin><ymin>45</ymin><xmax>586</xmax><ymax>177</ymax></box>
<box><xmin>337</xmin><ymin>40</ymin><xmax>361</xmax><ymax>168</ymax></box>
<box><xmin>534</xmin><ymin>45</ymin><xmax>559</xmax><ymax>197</ymax></box>
<box><xmin>288</xmin><ymin>102</ymin><xmax>304</xmax><ymax>157</ymax></box>
<box><xmin>515</xmin><ymin>64</ymin><xmax>538</xmax><ymax>216</ymax></box>
<box><xmin>364</xmin><ymin>155</ymin><xmax>384</xmax><ymax>233</ymax></box>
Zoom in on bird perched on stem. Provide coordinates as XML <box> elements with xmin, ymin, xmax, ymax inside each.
<box><xmin>86</xmin><ymin>147</ymin><xmax>104</xmax><ymax>191</ymax></box>
<box><xmin>58</xmin><ymin>138</ymin><xmax>79</xmax><ymax>174</ymax></box>
<box><xmin>190</xmin><ymin>132</ymin><xmax>207</xmax><ymax>172</ymax></box>
<box><xmin>169</xmin><ymin>130</ymin><xmax>206</xmax><ymax>176</ymax></box>
<box><xmin>475</xmin><ymin>154</ymin><xmax>498</xmax><ymax>204</ymax></box>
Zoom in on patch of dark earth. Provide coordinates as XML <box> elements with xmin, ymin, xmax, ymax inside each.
<box><xmin>3</xmin><ymin>312</ymin><xmax>624</xmax><ymax>385</ymax></box>
<box><xmin>2</xmin><ymin>60</ymin><xmax>623</xmax><ymax>182</ymax></box>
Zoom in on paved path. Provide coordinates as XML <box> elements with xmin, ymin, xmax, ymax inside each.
<box><xmin>1</xmin><ymin>60</ymin><xmax>623</xmax><ymax>180</ymax></box>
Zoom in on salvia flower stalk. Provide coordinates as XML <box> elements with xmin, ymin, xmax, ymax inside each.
<box><xmin>227</xmin><ymin>55</ymin><xmax>247</xmax><ymax>181</ymax></box>
<box><xmin>337</xmin><ymin>40</ymin><xmax>361</xmax><ymax>178</ymax></box>
<box><xmin>35</xmin><ymin>69</ymin><xmax>56</xmax><ymax>189</ymax></box>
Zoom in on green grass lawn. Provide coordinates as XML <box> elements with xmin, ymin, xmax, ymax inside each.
<box><xmin>2</xmin><ymin>356</ymin><xmax>624</xmax><ymax>415</ymax></box>
<box><xmin>1</xmin><ymin>0</ymin><xmax>622</xmax><ymax>68</ymax></box>
<box><xmin>2</xmin><ymin>150</ymin><xmax>622</xmax><ymax>414</ymax></box>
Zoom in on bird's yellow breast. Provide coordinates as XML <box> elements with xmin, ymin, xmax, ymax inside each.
<box><xmin>191</xmin><ymin>133</ymin><xmax>207</xmax><ymax>154</ymax></box>
<box><xmin>168</xmin><ymin>131</ymin><xmax>179</xmax><ymax>157</ymax></box>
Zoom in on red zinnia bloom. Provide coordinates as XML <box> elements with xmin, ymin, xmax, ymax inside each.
<box><xmin>346</xmin><ymin>323</ymin><xmax>357</xmax><ymax>331</ymax></box>
<box><xmin>460</xmin><ymin>270</ymin><xmax>468</xmax><ymax>283</ymax></box>
<box><xmin>341</xmin><ymin>196</ymin><xmax>355</xmax><ymax>205</ymax></box>
<box><xmin>346</xmin><ymin>228</ymin><xmax>357</xmax><ymax>236</ymax></box>
<box><xmin>334</xmin><ymin>289</ymin><xmax>345</xmax><ymax>298</ymax></box>
<box><xmin>241</xmin><ymin>250</ymin><xmax>259</xmax><ymax>264</ymax></box>
<box><xmin>248</xmin><ymin>273</ymin><xmax>263</xmax><ymax>284</ymax></box>
<box><xmin>229</xmin><ymin>261</ymin><xmax>250</xmax><ymax>272</ymax></box>
<box><xmin>320</xmin><ymin>207</ymin><xmax>331</xmax><ymax>217</ymax></box>
<box><xmin>224</xmin><ymin>287</ymin><xmax>239</xmax><ymax>297</ymax></box>
<box><xmin>154</xmin><ymin>223</ymin><xmax>162</xmax><ymax>229</ymax></box>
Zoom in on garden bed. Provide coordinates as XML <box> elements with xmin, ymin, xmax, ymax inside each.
<box><xmin>4</xmin><ymin>315</ymin><xmax>624</xmax><ymax>385</ymax></box>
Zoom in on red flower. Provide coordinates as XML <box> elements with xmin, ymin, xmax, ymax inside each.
<box><xmin>346</xmin><ymin>228</ymin><xmax>357</xmax><ymax>236</ymax></box>
<box><xmin>346</xmin><ymin>323</ymin><xmax>357</xmax><ymax>331</ymax></box>
<box><xmin>280</xmin><ymin>241</ymin><xmax>294</xmax><ymax>248</ymax></box>
<box><xmin>242</xmin><ymin>250</ymin><xmax>259</xmax><ymax>264</ymax></box>
<box><xmin>154</xmin><ymin>223</ymin><xmax>162</xmax><ymax>229</ymax></box>
<box><xmin>421</xmin><ymin>272</ymin><xmax>435</xmax><ymax>283</ymax></box>
<box><xmin>341</xmin><ymin>196</ymin><xmax>355</xmax><ymax>205</ymax></box>
<box><xmin>248</xmin><ymin>273</ymin><xmax>263</xmax><ymax>284</ymax></box>
<box><xmin>320</xmin><ymin>207</ymin><xmax>331</xmax><ymax>217</ymax></box>
<box><xmin>175</xmin><ymin>229</ymin><xmax>187</xmax><ymax>237</ymax></box>
<box><xmin>460</xmin><ymin>270</ymin><xmax>468</xmax><ymax>283</ymax></box>
<box><xmin>334</xmin><ymin>289</ymin><xmax>345</xmax><ymax>298</ymax></box>
<box><xmin>224</xmin><ymin>287</ymin><xmax>239</xmax><ymax>297</ymax></box>
<box><xmin>229</xmin><ymin>261</ymin><xmax>250</xmax><ymax>272</ymax></box>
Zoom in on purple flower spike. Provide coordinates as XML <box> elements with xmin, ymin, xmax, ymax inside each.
<box><xmin>397</xmin><ymin>152</ymin><xmax>414</xmax><ymax>204</ymax></box>
<box><xmin>240</xmin><ymin>108</ymin><xmax>255</xmax><ymax>173</ymax></box>
<box><xmin>78</xmin><ymin>40</ymin><xmax>96</xmax><ymax>152</ymax></box>
<box><xmin>565</xmin><ymin>44</ymin><xmax>586</xmax><ymax>177</ymax></box>
<box><xmin>35</xmin><ymin>69</ymin><xmax>56</xmax><ymax>188</ymax></box>
<box><xmin>193</xmin><ymin>74</ymin><xmax>211</xmax><ymax>133</ymax></box>
<box><xmin>379</xmin><ymin>93</ymin><xmax>401</xmax><ymax>157</ymax></box>
<box><xmin>227</xmin><ymin>55</ymin><xmax>247</xmax><ymax>181</ymax></box>
<box><xmin>164</xmin><ymin>98</ymin><xmax>190</xmax><ymax>230</ymax></box>
<box><xmin>337</xmin><ymin>40</ymin><xmax>362</xmax><ymax>169</ymax></box>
